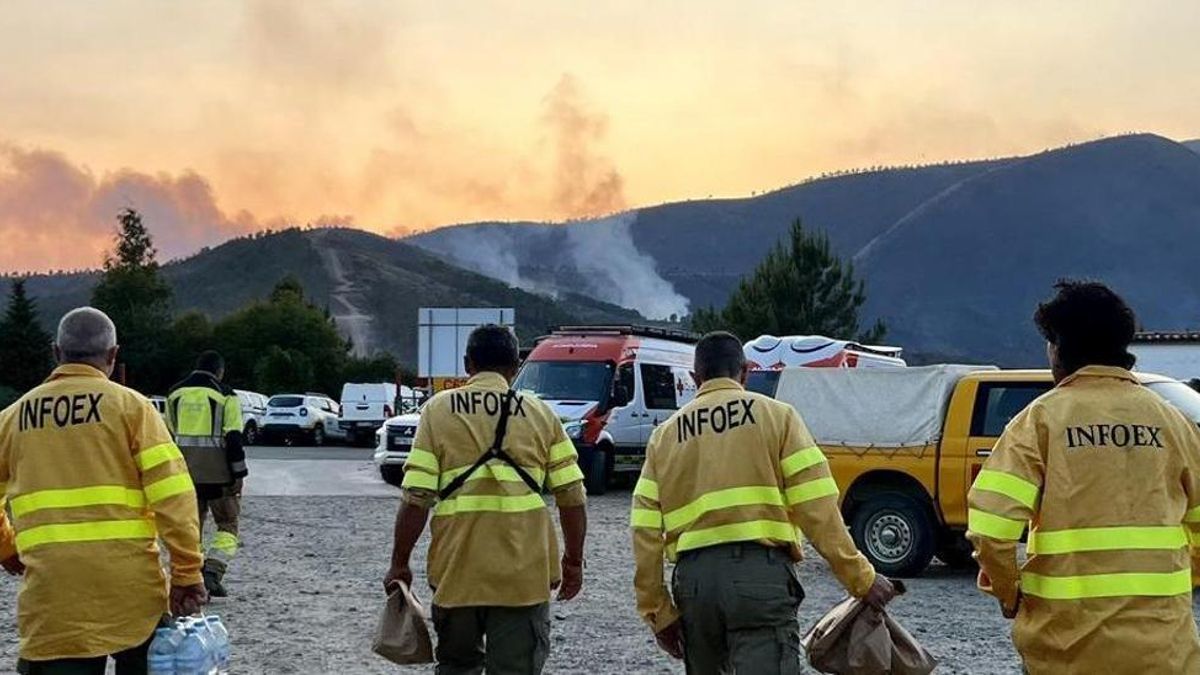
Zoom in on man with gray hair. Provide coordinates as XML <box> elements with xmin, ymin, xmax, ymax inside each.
<box><xmin>0</xmin><ymin>307</ymin><xmax>207</xmax><ymax>675</ymax></box>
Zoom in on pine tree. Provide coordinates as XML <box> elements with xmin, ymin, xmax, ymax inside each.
<box><xmin>0</xmin><ymin>279</ymin><xmax>55</xmax><ymax>392</ymax></box>
<box><xmin>92</xmin><ymin>208</ymin><xmax>174</xmax><ymax>391</ymax></box>
<box><xmin>691</xmin><ymin>218</ymin><xmax>885</xmax><ymax>343</ymax></box>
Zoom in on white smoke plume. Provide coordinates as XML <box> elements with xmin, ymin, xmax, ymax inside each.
<box><xmin>427</xmin><ymin>227</ymin><xmax>535</xmax><ymax>291</ymax></box>
<box><xmin>565</xmin><ymin>212</ymin><xmax>689</xmax><ymax>319</ymax></box>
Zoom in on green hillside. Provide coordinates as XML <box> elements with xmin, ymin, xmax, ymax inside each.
<box><xmin>3</xmin><ymin>227</ymin><xmax>643</xmax><ymax>366</ymax></box>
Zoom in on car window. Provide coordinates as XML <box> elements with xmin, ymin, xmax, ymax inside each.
<box><xmin>970</xmin><ymin>383</ymin><xmax>1051</xmax><ymax>437</ymax></box>
<box><xmin>641</xmin><ymin>364</ymin><xmax>679</xmax><ymax>410</ymax></box>
<box><xmin>269</xmin><ymin>395</ymin><xmax>304</xmax><ymax>408</ymax></box>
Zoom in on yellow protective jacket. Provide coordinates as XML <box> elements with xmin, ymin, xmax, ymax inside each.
<box><xmin>0</xmin><ymin>364</ymin><xmax>203</xmax><ymax>661</ymax></box>
<box><xmin>632</xmin><ymin>378</ymin><xmax>877</xmax><ymax>632</ymax></box>
<box><xmin>400</xmin><ymin>371</ymin><xmax>586</xmax><ymax>608</ymax></box>
<box><xmin>967</xmin><ymin>366</ymin><xmax>1200</xmax><ymax>675</ymax></box>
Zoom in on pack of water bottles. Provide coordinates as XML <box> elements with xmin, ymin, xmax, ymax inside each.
<box><xmin>148</xmin><ymin>614</ymin><xmax>231</xmax><ymax>675</ymax></box>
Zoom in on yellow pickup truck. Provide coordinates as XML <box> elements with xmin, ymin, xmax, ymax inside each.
<box><xmin>753</xmin><ymin>366</ymin><xmax>1200</xmax><ymax>576</ymax></box>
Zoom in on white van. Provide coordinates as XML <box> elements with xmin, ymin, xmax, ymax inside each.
<box><xmin>339</xmin><ymin>383</ymin><xmax>399</xmax><ymax>446</ymax></box>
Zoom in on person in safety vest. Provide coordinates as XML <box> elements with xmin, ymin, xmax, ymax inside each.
<box><xmin>632</xmin><ymin>331</ymin><xmax>897</xmax><ymax>673</ymax></box>
<box><xmin>384</xmin><ymin>324</ymin><xmax>588</xmax><ymax>675</ymax></box>
<box><xmin>167</xmin><ymin>350</ymin><xmax>247</xmax><ymax>598</ymax></box>
<box><xmin>0</xmin><ymin>307</ymin><xmax>206</xmax><ymax>675</ymax></box>
<box><xmin>967</xmin><ymin>280</ymin><xmax>1200</xmax><ymax>674</ymax></box>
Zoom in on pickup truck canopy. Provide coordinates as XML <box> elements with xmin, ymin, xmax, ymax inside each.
<box><xmin>774</xmin><ymin>364</ymin><xmax>997</xmax><ymax>448</ymax></box>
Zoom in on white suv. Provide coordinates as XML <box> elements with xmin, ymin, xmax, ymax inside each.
<box><xmin>374</xmin><ymin>409</ymin><xmax>421</xmax><ymax>485</ymax></box>
<box><xmin>263</xmin><ymin>394</ymin><xmax>346</xmax><ymax>446</ymax></box>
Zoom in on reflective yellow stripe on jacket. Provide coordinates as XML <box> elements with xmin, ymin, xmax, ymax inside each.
<box><xmin>1022</xmin><ymin>569</ymin><xmax>1193</xmax><ymax>600</ymax></box>
<box><xmin>10</xmin><ymin>485</ymin><xmax>146</xmax><ymax>517</ymax></box>
<box><xmin>16</xmin><ymin>519</ymin><xmax>156</xmax><ymax>553</ymax></box>
<box><xmin>968</xmin><ymin>469</ymin><xmax>1040</xmax><ymax>541</ymax></box>
<box><xmin>1020</xmin><ymin>524</ymin><xmax>1193</xmax><ymax>599</ymax></box>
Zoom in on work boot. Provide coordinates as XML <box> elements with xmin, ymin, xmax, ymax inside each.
<box><xmin>203</xmin><ymin>568</ymin><xmax>228</xmax><ymax>598</ymax></box>
<box><xmin>203</xmin><ymin>560</ymin><xmax>229</xmax><ymax>598</ymax></box>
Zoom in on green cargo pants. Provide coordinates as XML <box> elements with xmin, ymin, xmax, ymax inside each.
<box><xmin>431</xmin><ymin>602</ymin><xmax>550</xmax><ymax>675</ymax></box>
<box><xmin>672</xmin><ymin>542</ymin><xmax>805</xmax><ymax>675</ymax></box>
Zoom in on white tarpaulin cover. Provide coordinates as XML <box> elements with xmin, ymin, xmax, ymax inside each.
<box><xmin>774</xmin><ymin>364</ymin><xmax>997</xmax><ymax>448</ymax></box>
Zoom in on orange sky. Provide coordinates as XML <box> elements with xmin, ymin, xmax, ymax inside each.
<box><xmin>2</xmin><ymin>1</ymin><xmax>1198</xmax><ymax>272</ymax></box>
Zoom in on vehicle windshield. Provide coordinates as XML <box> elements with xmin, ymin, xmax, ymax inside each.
<box><xmin>513</xmin><ymin>361</ymin><xmax>614</xmax><ymax>402</ymax></box>
<box><xmin>746</xmin><ymin>370</ymin><xmax>781</xmax><ymax>398</ymax></box>
<box><xmin>1147</xmin><ymin>382</ymin><xmax>1200</xmax><ymax>424</ymax></box>
<box><xmin>268</xmin><ymin>395</ymin><xmax>304</xmax><ymax>408</ymax></box>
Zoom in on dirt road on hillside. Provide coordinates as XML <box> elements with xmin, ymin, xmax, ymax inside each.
<box><xmin>311</xmin><ymin>229</ymin><xmax>374</xmax><ymax>357</ymax></box>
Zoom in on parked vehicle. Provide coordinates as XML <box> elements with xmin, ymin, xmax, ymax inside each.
<box><xmin>149</xmin><ymin>395</ymin><xmax>168</xmax><ymax>421</ymax></box>
<box><xmin>512</xmin><ymin>325</ymin><xmax>699</xmax><ymax>495</ymax></box>
<box><xmin>374</xmin><ymin>408</ymin><xmax>422</xmax><ymax>486</ymax></box>
<box><xmin>235</xmin><ymin>389</ymin><xmax>268</xmax><ymax>445</ymax></box>
<box><xmin>261</xmin><ymin>393</ymin><xmax>346</xmax><ymax>446</ymax></box>
<box><xmin>339</xmin><ymin>383</ymin><xmax>398</xmax><ymax>446</ymax></box>
<box><xmin>760</xmin><ymin>365</ymin><xmax>1200</xmax><ymax>577</ymax></box>
<box><xmin>744</xmin><ymin>334</ymin><xmax>905</xmax><ymax>397</ymax></box>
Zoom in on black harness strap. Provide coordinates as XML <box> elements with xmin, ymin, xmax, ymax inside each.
<box><xmin>438</xmin><ymin>391</ymin><xmax>542</xmax><ymax>500</ymax></box>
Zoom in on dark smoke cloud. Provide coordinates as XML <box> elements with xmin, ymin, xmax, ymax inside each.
<box><xmin>542</xmin><ymin>74</ymin><xmax>627</xmax><ymax>218</ymax></box>
<box><xmin>0</xmin><ymin>143</ymin><xmax>259</xmax><ymax>272</ymax></box>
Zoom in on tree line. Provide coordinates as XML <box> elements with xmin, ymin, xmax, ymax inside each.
<box><xmin>0</xmin><ymin>209</ymin><xmax>406</xmax><ymax>406</ymax></box>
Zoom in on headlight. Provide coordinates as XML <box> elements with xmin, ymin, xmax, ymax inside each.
<box><xmin>564</xmin><ymin>420</ymin><xmax>585</xmax><ymax>440</ymax></box>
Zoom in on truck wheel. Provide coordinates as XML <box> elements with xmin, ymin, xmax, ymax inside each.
<box><xmin>584</xmin><ymin>448</ymin><xmax>609</xmax><ymax>496</ymax></box>
<box><xmin>850</xmin><ymin>492</ymin><xmax>936</xmax><ymax>578</ymax></box>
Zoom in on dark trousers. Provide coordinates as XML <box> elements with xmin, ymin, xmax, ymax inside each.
<box><xmin>673</xmin><ymin>543</ymin><xmax>805</xmax><ymax>675</ymax></box>
<box><xmin>431</xmin><ymin>603</ymin><xmax>550</xmax><ymax>675</ymax></box>
<box><xmin>17</xmin><ymin>631</ymin><xmax>155</xmax><ymax>675</ymax></box>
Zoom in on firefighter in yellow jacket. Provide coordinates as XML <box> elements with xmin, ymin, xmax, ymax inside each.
<box><xmin>0</xmin><ymin>307</ymin><xmax>206</xmax><ymax>675</ymax></box>
<box><xmin>384</xmin><ymin>325</ymin><xmax>588</xmax><ymax>675</ymax></box>
<box><xmin>968</xmin><ymin>281</ymin><xmax>1200</xmax><ymax>674</ymax></box>
<box><xmin>632</xmin><ymin>331</ymin><xmax>896</xmax><ymax>673</ymax></box>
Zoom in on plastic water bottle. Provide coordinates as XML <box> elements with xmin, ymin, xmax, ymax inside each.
<box><xmin>174</xmin><ymin>625</ymin><xmax>217</xmax><ymax>675</ymax></box>
<box><xmin>204</xmin><ymin>616</ymin><xmax>230</xmax><ymax>675</ymax></box>
<box><xmin>148</xmin><ymin>626</ymin><xmax>182</xmax><ymax>675</ymax></box>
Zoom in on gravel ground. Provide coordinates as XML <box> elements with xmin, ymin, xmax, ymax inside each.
<box><xmin>4</xmin><ymin>493</ymin><xmax>1198</xmax><ymax>673</ymax></box>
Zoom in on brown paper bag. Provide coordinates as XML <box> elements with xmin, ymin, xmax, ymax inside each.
<box><xmin>373</xmin><ymin>581</ymin><xmax>434</xmax><ymax>665</ymax></box>
<box><xmin>801</xmin><ymin>581</ymin><xmax>937</xmax><ymax>675</ymax></box>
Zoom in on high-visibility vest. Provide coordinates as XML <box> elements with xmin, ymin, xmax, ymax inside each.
<box><xmin>167</xmin><ymin>372</ymin><xmax>243</xmax><ymax>485</ymax></box>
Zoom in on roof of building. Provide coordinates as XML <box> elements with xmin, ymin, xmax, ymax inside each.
<box><xmin>1133</xmin><ymin>331</ymin><xmax>1200</xmax><ymax>344</ymax></box>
